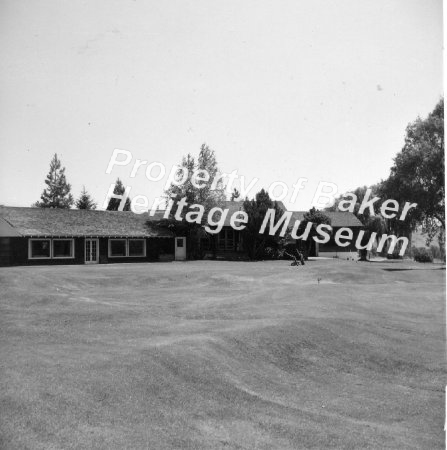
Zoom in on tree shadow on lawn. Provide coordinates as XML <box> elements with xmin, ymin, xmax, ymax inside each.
<box><xmin>382</xmin><ymin>267</ymin><xmax>446</xmax><ymax>271</ymax></box>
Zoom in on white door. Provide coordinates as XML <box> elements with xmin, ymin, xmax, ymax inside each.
<box><xmin>175</xmin><ymin>237</ymin><xmax>186</xmax><ymax>261</ymax></box>
<box><xmin>85</xmin><ymin>239</ymin><xmax>99</xmax><ymax>264</ymax></box>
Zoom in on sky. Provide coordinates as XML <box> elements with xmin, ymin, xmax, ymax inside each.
<box><xmin>0</xmin><ymin>0</ymin><xmax>443</xmax><ymax>211</ymax></box>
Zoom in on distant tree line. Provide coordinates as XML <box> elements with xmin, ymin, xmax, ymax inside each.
<box><xmin>33</xmin><ymin>98</ymin><xmax>443</xmax><ymax>260</ymax></box>
<box><xmin>33</xmin><ymin>153</ymin><xmax>129</xmax><ymax>211</ymax></box>
<box><xmin>326</xmin><ymin>98</ymin><xmax>444</xmax><ymax>259</ymax></box>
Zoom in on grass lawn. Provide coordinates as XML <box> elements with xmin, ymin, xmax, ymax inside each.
<box><xmin>0</xmin><ymin>259</ymin><xmax>445</xmax><ymax>449</ymax></box>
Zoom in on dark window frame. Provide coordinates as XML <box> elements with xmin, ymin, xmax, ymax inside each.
<box><xmin>52</xmin><ymin>239</ymin><xmax>75</xmax><ymax>259</ymax></box>
<box><xmin>28</xmin><ymin>238</ymin><xmax>52</xmax><ymax>259</ymax></box>
<box><xmin>108</xmin><ymin>238</ymin><xmax>146</xmax><ymax>258</ymax></box>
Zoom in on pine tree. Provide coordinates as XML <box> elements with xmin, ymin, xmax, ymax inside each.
<box><xmin>106</xmin><ymin>178</ymin><xmax>131</xmax><ymax>211</ymax></box>
<box><xmin>165</xmin><ymin>144</ymin><xmax>226</xmax><ymax>219</ymax></box>
<box><xmin>76</xmin><ymin>186</ymin><xmax>97</xmax><ymax>210</ymax></box>
<box><xmin>34</xmin><ymin>153</ymin><xmax>74</xmax><ymax>208</ymax></box>
<box><xmin>163</xmin><ymin>143</ymin><xmax>226</xmax><ymax>258</ymax></box>
<box><xmin>242</xmin><ymin>189</ymin><xmax>284</xmax><ymax>259</ymax></box>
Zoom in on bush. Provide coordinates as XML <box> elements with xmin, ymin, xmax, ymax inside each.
<box><xmin>386</xmin><ymin>250</ymin><xmax>403</xmax><ymax>260</ymax></box>
<box><xmin>413</xmin><ymin>247</ymin><xmax>433</xmax><ymax>263</ymax></box>
<box><xmin>282</xmin><ymin>243</ymin><xmax>300</xmax><ymax>260</ymax></box>
<box><xmin>263</xmin><ymin>247</ymin><xmax>283</xmax><ymax>260</ymax></box>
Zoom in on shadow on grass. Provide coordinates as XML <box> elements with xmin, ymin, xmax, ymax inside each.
<box><xmin>382</xmin><ymin>267</ymin><xmax>446</xmax><ymax>272</ymax></box>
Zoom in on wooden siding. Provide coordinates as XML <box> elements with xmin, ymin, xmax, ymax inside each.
<box><xmin>0</xmin><ymin>237</ymin><xmax>175</xmax><ymax>267</ymax></box>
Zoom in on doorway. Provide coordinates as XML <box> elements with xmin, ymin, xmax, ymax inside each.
<box><xmin>175</xmin><ymin>237</ymin><xmax>186</xmax><ymax>261</ymax></box>
<box><xmin>85</xmin><ymin>239</ymin><xmax>99</xmax><ymax>264</ymax></box>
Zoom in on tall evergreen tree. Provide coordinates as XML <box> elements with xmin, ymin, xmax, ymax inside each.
<box><xmin>106</xmin><ymin>178</ymin><xmax>131</xmax><ymax>211</ymax></box>
<box><xmin>162</xmin><ymin>143</ymin><xmax>226</xmax><ymax>258</ymax></box>
<box><xmin>297</xmin><ymin>207</ymin><xmax>332</xmax><ymax>259</ymax></box>
<box><xmin>76</xmin><ymin>186</ymin><xmax>97</xmax><ymax>210</ymax></box>
<box><xmin>242</xmin><ymin>189</ymin><xmax>284</xmax><ymax>259</ymax></box>
<box><xmin>165</xmin><ymin>144</ymin><xmax>226</xmax><ymax>217</ymax></box>
<box><xmin>34</xmin><ymin>153</ymin><xmax>74</xmax><ymax>208</ymax></box>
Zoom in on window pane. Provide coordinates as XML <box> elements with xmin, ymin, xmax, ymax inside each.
<box><xmin>31</xmin><ymin>240</ymin><xmax>51</xmax><ymax>258</ymax></box>
<box><xmin>110</xmin><ymin>240</ymin><xmax>126</xmax><ymax>256</ymax></box>
<box><xmin>226</xmin><ymin>229</ymin><xmax>234</xmax><ymax>250</ymax></box>
<box><xmin>176</xmin><ymin>239</ymin><xmax>183</xmax><ymax>248</ymax></box>
<box><xmin>53</xmin><ymin>240</ymin><xmax>73</xmax><ymax>258</ymax></box>
<box><xmin>129</xmin><ymin>239</ymin><xmax>145</xmax><ymax>256</ymax></box>
<box><xmin>200</xmin><ymin>237</ymin><xmax>211</xmax><ymax>251</ymax></box>
<box><xmin>218</xmin><ymin>232</ymin><xmax>225</xmax><ymax>250</ymax></box>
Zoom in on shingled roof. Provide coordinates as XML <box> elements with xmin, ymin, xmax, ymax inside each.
<box><xmin>0</xmin><ymin>203</ymin><xmax>362</xmax><ymax>237</ymax></box>
<box><xmin>290</xmin><ymin>210</ymin><xmax>363</xmax><ymax>227</ymax></box>
<box><xmin>220</xmin><ymin>201</ymin><xmax>362</xmax><ymax>228</ymax></box>
<box><xmin>0</xmin><ymin>207</ymin><xmax>173</xmax><ymax>238</ymax></box>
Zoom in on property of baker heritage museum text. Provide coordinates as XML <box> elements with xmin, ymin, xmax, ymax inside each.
<box><xmin>102</xmin><ymin>149</ymin><xmax>416</xmax><ymax>256</ymax></box>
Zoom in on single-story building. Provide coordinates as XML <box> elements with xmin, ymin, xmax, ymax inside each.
<box><xmin>290</xmin><ymin>210</ymin><xmax>364</xmax><ymax>258</ymax></box>
<box><xmin>200</xmin><ymin>201</ymin><xmax>247</xmax><ymax>260</ymax></box>
<box><xmin>0</xmin><ymin>206</ymin><xmax>180</xmax><ymax>267</ymax></box>
<box><xmin>0</xmin><ymin>204</ymin><xmax>364</xmax><ymax>266</ymax></box>
<box><xmin>203</xmin><ymin>202</ymin><xmax>363</xmax><ymax>259</ymax></box>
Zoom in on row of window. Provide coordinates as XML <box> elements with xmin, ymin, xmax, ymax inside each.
<box><xmin>29</xmin><ymin>239</ymin><xmax>74</xmax><ymax>259</ymax></box>
<box><xmin>28</xmin><ymin>238</ymin><xmax>146</xmax><ymax>259</ymax></box>
<box><xmin>108</xmin><ymin>239</ymin><xmax>146</xmax><ymax>257</ymax></box>
<box><xmin>199</xmin><ymin>230</ymin><xmax>242</xmax><ymax>252</ymax></box>
<box><xmin>218</xmin><ymin>228</ymin><xmax>236</xmax><ymax>251</ymax></box>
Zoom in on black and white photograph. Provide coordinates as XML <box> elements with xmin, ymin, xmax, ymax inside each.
<box><xmin>0</xmin><ymin>1</ymin><xmax>444</xmax><ymax>448</ymax></box>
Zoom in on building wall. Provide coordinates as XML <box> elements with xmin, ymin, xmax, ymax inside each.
<box><xmin>5</xmin><ymin>237</ymin><xmax>84</xmax><ymax>266</ymax></box>
<box><xmin>203</xmin><ymin>227</ymin><xmax>248</xmax><ymax>260</ymax></box>
<box><xmin>0</xmin><ymin>238</ymin><xmax>12</xmax><ymax>266</ymax></box>
<box><xmin>295</xmin><ymin>226</ymin><xmax>362</xmax><ymax>257</ymax></box>
<box><xmin>318</xmin><ymin>227</ymin><xmax>361</xmax><ymax>255</ymax></box>
<box><xmin>318</xmin><ymin>251</ymin><xmax>358</xmax><ymax>259</ymax></box>
<box><xmin>98</xmin><ymin>237</ymin><xmax>175</xmax><ymax>264</ymax></box>
<box><xmin>1</xmin><ymin>237</ymin><xmax>175</xmax><ymax>267</ymax></box>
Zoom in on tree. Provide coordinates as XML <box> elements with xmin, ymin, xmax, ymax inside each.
<box><xmin>242</xmin><ymin>189</ymin><xmax>285</xmax><ymax>259</ymax></box>
<box><xmin>75</xmin><ymin>186</ymin><xmax>97</xmax><ymax>210</ymax></box>
<box><xmin>297</xmin><ymin>207</ymin><xmax>331</xmax><ymax>258</ymax></box>
<box><xmin>358</xmin><ymin>215</ymin><xmax>387</xmax><ymax>261</ymax></box>
<box><xmin>438</xmin><ymin>229</ymin><xmax>446</xmax><ymax>261</ymax></box>
<box><xmin>34</xmin><ymin>153</ymin><xmax>74</xmax><ymax>208</ymax></box>
<box><xmin>326</xmin><ymin>184</ymin><xmax>388</xmax><ymax>258</ymax></box>
<box><xmin>192</xmin><ymin>144</ymin><xmax>227</xmax><ymax>211</ymax></box>
<box><xmin>381</xmin><ymin>98</ymin><xmax>444</xmax><ymax>243</ymax></box>
<box><xmin>162</xmin><ymin>143</ymin><xmax>226</xmax><ymax>258</ymax></box>
<box><xmin>106</xmin><ymin>178</ymin><xmax>131</xmax><ymax>211</ymax></box>
<box><xmin>230</xmin><ymin>188</ymin><xmax>240</xmax><ymax>201</ymax></box>
<box><xmin>165</xmin><ymin>144</ymin><xmax>226</xmax><ymax>216</ymax></box>
<box><xmin>326</xmin><ymin>185</ymin><xmax>382</xmax><ymax>222</ymax></box>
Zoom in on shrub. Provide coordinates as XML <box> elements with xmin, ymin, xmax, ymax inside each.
<box><xmin>263</xmin><ymin>247</ymin><xmax>283</xmax><ymax>260</ymax></box>
<box><xmin>386</xmin><ymin>250</ymin><xmax>403</xmax><ymax>260</ymax></box>
<box><xmin>282</xmin><ymin>243</ymin><xmax>300</xmax><ymax>260</ymax></box>
<box><xmin>413</xmin><ymin>247</ymin><xmax>433</xmax><ymax>263</ymax></box>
